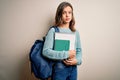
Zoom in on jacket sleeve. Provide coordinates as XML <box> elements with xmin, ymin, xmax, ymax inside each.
<box><xmin>75</xmin><ymin>30</ymin><xmax>82</xmax><ymax>65</ymax></box>
<box><xmin>42</xmin><ymin>28</ymin><xmax>69</xmax><ymax>60</ymax></box>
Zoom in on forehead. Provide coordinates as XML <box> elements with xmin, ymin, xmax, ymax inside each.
<box><xmin>63</xmin><ymin>6</ymin><xmax>72</xmax><ymax>12</ymax></box>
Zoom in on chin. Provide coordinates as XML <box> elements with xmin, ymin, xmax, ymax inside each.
<box><xmin>63</xmin><ymin>22</ymin><xmax>69</xmax><ymax>24</ymax></box>
<box><xmin>64</xmin><ymin>21</ymin><xmax>71</xmax><ymax>24</ymax></box>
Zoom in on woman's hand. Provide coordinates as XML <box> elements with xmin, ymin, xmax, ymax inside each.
<box><xmin>63</xmin><ymin>57</ymin><xmax>77</xmax><ymax>66</ymax></box>
<box><xmin>68</xmin><ymin>50</ymin><xmax>76</xmax><ymax>58</ymax></box>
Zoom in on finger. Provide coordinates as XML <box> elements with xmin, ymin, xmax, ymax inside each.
<box><xmin>63</xmin><ymin>61</ymin><xmax>69</xmax><ymax>65</ymax></box>
<box><xmin>66</xmin><ymin>60</ymin><xmax>73</xmax><ymax>63</ymax></box>
<box><xmin>63</xmin><ymin>60</ymin><xmax>72</xmax><ymax>65</ymax></box>
<box><xmin>63</xmin><ymin>60</ymin><xmax>71</xmax><ymax>63</ymax></box>
<box><xmin>67</xmin><ymin>58</ymin><xmax>72</xmax><ymax>60</ymax></box>
<box><xmin>64</xmin><ymin>59</ymin><xmax>70</xmax><ymax>63</ymax></box>
<box><xmin>63</xmin><ymin>60</ymin><xmax>68</xmax><ymax>64</ymax></box>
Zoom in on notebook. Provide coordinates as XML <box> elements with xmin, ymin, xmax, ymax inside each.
<box><xmin>54</xmin><ymin>39</ymin><xmax>70</xmax><ymax>51</ymax></box>
<box><xmin>54</xmin><ymin>32</ymin><xmax>75</xmax><ymax>51</ymax></box>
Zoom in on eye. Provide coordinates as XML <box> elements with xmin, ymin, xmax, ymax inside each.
<box><xmin>62</xmin><ymin>11</ymin><xmax>66</xmax><ymax>14</ymax></box>
<box><xmin>69</xmin><ymin>11</ymin><xmax>72</xmax><ymax>14</ymax></box>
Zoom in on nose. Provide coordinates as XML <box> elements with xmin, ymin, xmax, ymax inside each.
<box><xmin>66</xmin><ymin>12</ymin><xmax>69</xmax><ymax>17</ymax></box>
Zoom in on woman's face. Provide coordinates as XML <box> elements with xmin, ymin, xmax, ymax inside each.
<box><xmin>61</xmin><ymin>6</ymin><xmax>72</xmax><ymax>24</ymax></box>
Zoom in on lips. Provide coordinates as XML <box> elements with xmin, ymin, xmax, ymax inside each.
<box><xmin>66</xmin><ymin>18</ymin><xmax>70</xmax><ymax>21</ymax></box>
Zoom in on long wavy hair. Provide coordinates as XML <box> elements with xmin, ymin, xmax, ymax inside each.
<box><xmin>54</xmin><ymin>2</ymin><xmax>76</xmax><ymax>32</ymax></box>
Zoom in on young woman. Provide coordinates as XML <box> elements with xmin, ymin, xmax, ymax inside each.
<box><xmin>42</xmin><ymin>1</ymin><xmax>82</xmax><ymax>80</ymax></box>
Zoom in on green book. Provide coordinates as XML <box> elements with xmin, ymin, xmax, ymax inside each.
<box><xmin>54</xmin><ymin>39</ymin><xmax>70</xmax><ymax>51</ymax></box>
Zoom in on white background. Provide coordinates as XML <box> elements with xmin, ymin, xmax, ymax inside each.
<box><xmin>0</xmin><ymin>0</ymin><xmax>120</xmax><ymax>80</ymax></box>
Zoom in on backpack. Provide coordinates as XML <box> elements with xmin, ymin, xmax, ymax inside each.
<box><xmin>29</xmin><ymin>26</ymin><xmax>59</xmax><ymax>79</ymax></box>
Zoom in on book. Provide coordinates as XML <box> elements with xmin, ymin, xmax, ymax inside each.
<box><xmin>54</xmin><ymin>32</ymin><xmax>75</xmax><ymax>51</ymax></box>
<box><xmin>54</xmin><ymin>39</ymin><xmax>70</xmax><ymax>51</ymax></box>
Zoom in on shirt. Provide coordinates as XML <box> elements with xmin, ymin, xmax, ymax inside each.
<box><xmin>42</xmin><ymin>27</ymin><xmax>82</xmax><ymax>65</ymax></box>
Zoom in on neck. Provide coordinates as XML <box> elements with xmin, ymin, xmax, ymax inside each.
<box><xmin>60</xmin><ymin>23</ymin><xmax>69</xmax><ymax>28</ymax></box>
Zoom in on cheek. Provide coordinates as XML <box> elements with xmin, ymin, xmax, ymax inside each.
<box><xmin>62</xmin><ymin>15</ymin><xmax>66</xmax><ymax>20</ymax></box>
<box><xmin>70</xmin><ymin>14</ymin><xmax>72</xmax><ymax>18</ymax></box>
<box><xmin>69</xmin><ymin>15</ymin><xmax>72</xmax><ymax>20</ymax></box>
<box><xmin>62</xmin><ymin>14</ymin><xmax>66</xmax><ymax>18</ymax></box>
